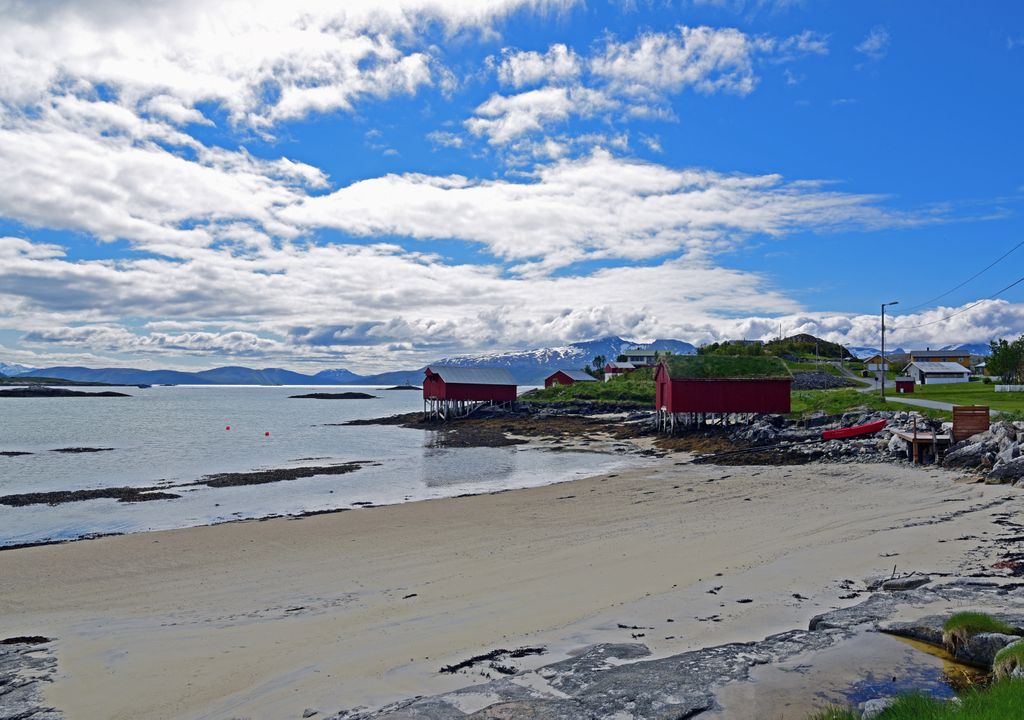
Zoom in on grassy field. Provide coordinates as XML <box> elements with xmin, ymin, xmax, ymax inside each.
<box><xmin>783</xmin><ymin>360</ymin><xmax>843</xmax><ymax>377</ymax></box>
<box><xmin>906</xmin><ymin>381</ymin><xmax>1024</xmax><ymax>413</ymax></box>
<box><xmin>521</xmin><ymin>368</ymin><xmax>655</xmax><ymax>404</ymax></box>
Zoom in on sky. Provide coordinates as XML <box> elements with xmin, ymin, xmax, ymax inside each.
<box><xmin>1</xmin><ymin>0</ymin><xmax>1023</xmax><ymax>373</ymax></box>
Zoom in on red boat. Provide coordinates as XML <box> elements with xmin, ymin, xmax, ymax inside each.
<box><xmin>821</xmin><ymin>419</ymin><xmax>887</xmax><ymax>441</ymax></box>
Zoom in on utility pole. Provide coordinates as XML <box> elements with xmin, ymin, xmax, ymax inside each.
<box><xmin>880</xmin><ymin>300</ymin><xmax>899</xmax><ymax>400</ymax></box>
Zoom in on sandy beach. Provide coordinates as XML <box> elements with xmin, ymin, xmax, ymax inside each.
<box><xmin>1</xmin><ymin>456</ymin><xmax>1020</xmax><ymax>720</ymax></box>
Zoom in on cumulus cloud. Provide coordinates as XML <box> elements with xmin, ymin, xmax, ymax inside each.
<box><xmin>496</xmin><ymin>43</ymin><xmax>582</xmax><ymax>87</ymax></box>
<box><xmin>467</xmin><ymin>26</ymin><xmax>829</xmax><ymax>146</ymax></box>
<box><xmin>0</xmin><ymin>0</ymin><xmax>575</xmax><ymax>129</ymax></box>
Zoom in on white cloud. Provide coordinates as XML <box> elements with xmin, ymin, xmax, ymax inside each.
<box><xmin>466</xmin><ymin>86</ymin><xmax>618</xmax><ymax>144</ymax></box>
<box><xmin>856</xmin><ymin>25</ymin><xmax>890</xmax><ymax>62</ymax></box>
<box><xmin>0</xmin><ymin>0</ymin><xmax>576</xmax><ymax>129</ymax></box>
<box><xmin>466</xmin><ymin>26</ymin><xmax>828</xmax><ymax>147</ymax></box>
<box><xmin>282</xmin><ymin>150</ymin><xmax>903</xmax><ymax>273</ymax></box>
<box><xmin>496</xmin><ymin>43</ymin><xmax>582</xmax><ymax>87</ymax></box>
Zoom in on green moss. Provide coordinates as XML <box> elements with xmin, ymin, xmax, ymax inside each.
<box><xmin>993</xmin><ymin>640</ymin><xmax>1024</xmax><ymax>679</ymax></box>
<box><xmin>942</xmin><ymin>612</ymin><xmax>1016</xmax><ymax>652</ymax></box>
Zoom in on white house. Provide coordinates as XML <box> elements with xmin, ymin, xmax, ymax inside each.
<box><xmin>621</xmin><ymin>348</ymin><xmax>660</xmax><ymax>366</ymax></box>
<box><xmin>904</xmin><ymin>361</ymin><xmax>971</xmax><ymax>385</ymax></box>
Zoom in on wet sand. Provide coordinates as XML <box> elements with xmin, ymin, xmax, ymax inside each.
<box><xmin>0</xmin><ymin>459</ymin><xmax>1020</xmax><ymax>720</ymax></box>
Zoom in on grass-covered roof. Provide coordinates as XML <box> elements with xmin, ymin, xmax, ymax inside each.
<box><xmin>660</xmin><ymin>355</ymin><xmax>792</xmax><ymax>380</ymax></box>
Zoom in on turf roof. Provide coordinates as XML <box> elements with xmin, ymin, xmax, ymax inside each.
<box><xmin>660</xmin><ymin>355</ymin><xmax>792</xmax><ymax>380</ymax></box>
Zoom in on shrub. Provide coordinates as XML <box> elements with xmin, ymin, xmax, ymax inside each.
<box><xmin>941</xmin><ymin>611</ymin><xmax>1016</xmax><ymax>653</ymax></box>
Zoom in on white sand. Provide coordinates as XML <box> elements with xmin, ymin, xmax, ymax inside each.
<box><xmin>0</xmin><ymin>459</ymin><xmax>1019</xmax><ymax>720</ymax></box>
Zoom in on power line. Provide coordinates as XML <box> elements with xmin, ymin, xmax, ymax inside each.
<box><xmin>899</xmin><ymin>238</ymin><xmax>1024</xmax><ymax>313</ymax></box>
<box><xmin>891</xmin><ymin>272</ymin><xmax>1024</xmax><ymax>332</ymax></box>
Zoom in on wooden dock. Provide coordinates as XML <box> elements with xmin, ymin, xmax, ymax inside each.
<box><xmin>892</xmin><ymin>430</ymin><xmax>952</xmax><ymax>464</ymax></box>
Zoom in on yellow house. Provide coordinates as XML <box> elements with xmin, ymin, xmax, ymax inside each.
<box><xmin>908</xmin><ymin>350</ymin><xmax>971</xmax><ymax>368</ymax></box>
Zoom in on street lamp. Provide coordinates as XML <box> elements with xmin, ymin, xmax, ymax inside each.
<box><xmin>880</xmin><ymin>300</ymin><xmax>899</xmax><ymax>400</ymax></box>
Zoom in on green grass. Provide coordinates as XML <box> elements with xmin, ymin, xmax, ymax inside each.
<box><xmin>522</xmin><ymin>368</ymin><xmax>655</xmax><ymax>405</ymax></box>
<box><xmin>904</xmin><ymin>382</ymin><xmax>1024</xmax><ymax>413</ymax></box>
<box><xmin>994</xmin><ymin>640</ymin><xmax>1024</xmax><ymax>679</ymax></box>
<box><xmin>809</xmin><ymin>679</ymin><xmax>1024</xmax><ymax>720</ymax></box>
<box><xmin>942</xmin><ymin>612</ymin><xmax>1016</xmax><ymax>652</ymax></box>
<box><xmin>662</xmin><ymin>355</ymin><xmax>791</xmax><ymax>380</ymax></box>
<box><xmin>790</xmin><ymin>389</ymin><xmax>950</xmax><ymax>420</ymax></box>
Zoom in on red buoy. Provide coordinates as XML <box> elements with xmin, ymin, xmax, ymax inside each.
<box><xmin>225</xmin><ymin>425</ymin><xmax>231</xmax><ymax>431</ymax></box>
<box><xmin>265</xmin><ymin>431</ymin><xmax>270</xmax><ymax>437</ymax></box>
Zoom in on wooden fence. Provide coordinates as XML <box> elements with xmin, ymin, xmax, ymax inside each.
<box><xmin>952</xmin><ymin>405</ymin><xmax>990</xmax><ymax>442</ymax></box>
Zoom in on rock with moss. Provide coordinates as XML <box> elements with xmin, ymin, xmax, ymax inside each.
<box><xmin>994</xmin><ymin>640</ymin><xmax>1024</xmax><ymax>679</ymax></box>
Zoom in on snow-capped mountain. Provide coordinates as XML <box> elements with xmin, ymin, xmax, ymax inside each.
<box><xmin>431</xmin><ymin>336</ymin><xmax>697</xmax><ymax>384</ymax></box>
<box><xmin>846</xmin><ymin>347</ymin><xmax>907</xmax><ymax>359</ymax></box>
<box><xmin>0</xmin><ymin>362</ymin><xmax>33</xmax><ymax>376</ymax></box>
<box><xmin>939</xmin><ymin>342</ymin><xmax>992</xmax><ymax>356</ymax></box>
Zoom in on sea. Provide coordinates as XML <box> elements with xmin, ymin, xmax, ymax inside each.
<box><xmin>0</xmin><ymin>386</ymin><xmax>635</xmax><ymax>547</ymax></box>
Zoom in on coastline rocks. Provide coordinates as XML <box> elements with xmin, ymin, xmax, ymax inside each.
<box><xmin>0</xmin><ymin>639</ymin><xmax>61</xmax><ymax>720</ymax></box>
<box><xmin>988</xmin><ymin>456</ymin><xmax>1024</xmax><ymax>484</ymax></box>
<box><xmin>879</xmin><ymin>575</ymin><xmax>931</xmax><ymax>592</ymax></box>
<box><xmin>956</xmin><ymin>632</ymin><xmax>1022</xmax><ymax>668</ymax></box>
<box><xmin>943</xmin><ymin>441</ymin><xmax>993</xmax><ymax>469</ymax></box>
<box><xmin>289</xmin><ymin>392</ymin><xmax>377</xmax><ymax>400</ymax></box>
<box><xmin>790</xmin><ymin>372</ymin><xmax>856</xmax><ymax>390</ymax></box>
<box><xmin>0</xmin><ymin>387</ymin><xmax>131</xmax><ymax>398</ymax></box>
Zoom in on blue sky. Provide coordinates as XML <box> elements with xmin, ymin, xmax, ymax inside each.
<box><xmin>0</xmin><ymin>0</ymin><xmax>1023</xmax><ymax>371</ymax></box>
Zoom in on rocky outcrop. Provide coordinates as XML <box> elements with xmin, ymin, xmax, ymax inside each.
<box><xmin>0</xmin><ymin>638</ymin><xmax>61</xmax><ymax>719</ymax></box>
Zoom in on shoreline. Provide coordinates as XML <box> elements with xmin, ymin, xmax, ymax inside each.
<box><xmin>1</xmin><ymin>452</ymin><xmax>1021</xmax><ymax>720</ymax></box>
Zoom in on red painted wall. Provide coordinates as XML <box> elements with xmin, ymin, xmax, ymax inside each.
<box><xmin>895</xmin><ymin>379</ymin><xmax>915</xmax><ymax>393</ymax></box>
<box><xmin>655</xmin><ymin>369</ymin><xmax>791</xmax><ymax>413</ymax></box>
<box><xmin>545</xmin><ymin>371</ymin><xmax>575</xmax><ymax>387</ymax></box>
<box><xmin>423</xmin><ymin>372</ymin><xmax>517</xmax><ymax>402</ymax></box>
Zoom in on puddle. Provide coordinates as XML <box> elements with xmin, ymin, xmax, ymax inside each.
<box><xmin>710</xmin><ymin>631</ymin><xmax>987</xmax><ymax>719</ymax></box>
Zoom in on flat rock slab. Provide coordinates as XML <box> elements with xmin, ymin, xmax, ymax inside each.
<box><xmin>0</xmin><ymin>639</ymin><xmax>61</xmax><ymax>720</ymax></box>
<box><xmin>335</xmin><ymin>581</ymin><xmax>1024</xmax><ymax>720</ymax></box>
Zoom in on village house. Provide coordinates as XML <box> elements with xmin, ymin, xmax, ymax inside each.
<box><xmin>544</xmin><ymin>369</ymin><xmax>598</xmax><ymax>387</ymax></box>
<box><xmin>862</xmin><ymin>354</ymin><xmax>889</xmax><ymax>372</ymax></box>
<box><xmin>908</xmin><ymin>349</ymin><xmax>971</xmax><ymax>368</ymax></box>
<box><xmin>620</xmin><ymin>348</ymin><xmax>662</xmax><ymax>366</ymax></box>
<box><xmin>904</xmin><ymin>361</ymin><xmax>971</xmax><ymax>385</ymax></box>
<box><xmin>603</xmin><ymin>361</ymin><xmax>636</xmax><ymax>381</ymax></box>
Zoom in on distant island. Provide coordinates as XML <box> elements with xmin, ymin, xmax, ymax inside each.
<box><xmin>0</xmin><ymin>387</ymin><xmax>132</xmax><ymax>398</ymax></box>
<box><xmin>288</xmin><ymin>392</ymin><xmax>377</xmax><ymax>400</ymax></box>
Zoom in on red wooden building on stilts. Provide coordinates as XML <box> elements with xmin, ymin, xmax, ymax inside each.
<box><xmin>423</xmin><ymin>366</ymin><xmax>518</xmax><ymax>420</ymax></box>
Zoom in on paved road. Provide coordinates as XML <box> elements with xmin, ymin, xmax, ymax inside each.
<box><xmin>830</xmin><ymin>361</ymin><xmax>1001</xmax><ymax>415</ymax></box>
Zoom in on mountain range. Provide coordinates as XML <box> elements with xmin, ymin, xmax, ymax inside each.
<box><xmin>845</xmin><ymin>343</ymin><xmax>993</xmax><ymax>359</ymax></box>
<box><xmin>2</xmin><ymin>337</ymin><xmax>992</xmax><ymax>386</ymax></box>
<box><xmin>1</xmin><ymin>336</ymin><xmax>695</xmax><ymax>386</ymax></box>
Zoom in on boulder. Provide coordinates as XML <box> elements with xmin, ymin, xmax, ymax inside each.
<box><xmin>944</xmin><ymin>441</ymin><xmax>994</xmax><ymax>469</ymax></box>
<box><xmin>880</xmin><ymin>575</ymin><xmax>931</xmax><ymax>592</ymax></box>
<box><xmin>955</xmin><ymin>632</ymin><xmax>1022</xmax><ymax>668</ymax></box>
<box><xmin>860</xmin><ymin>697</ymin><xmax>895</xmax><ymax>719</ymax></box>
<box><xmin>991</xmin><ymin>421</ymin><xmax>1018</xmax><ymax>440</ymax></box>
<box><xmin>987</xmin><ymin>456</ymin><xmax>1024</xmax><ymax>484</ymax></box>
<box><xmin>997</xmin><ymin>442</ymin><xmax>1021</xmax><ymax>465</ymax></box>
<box><xmin>966</xmin><ymin>430</ymin><xmax>994</xmax><ymax>445</ymax></box>
<box><xmin>886</xmin><ymin>434</ymin><xmax>905</xmax><ymax>455</ymax></box>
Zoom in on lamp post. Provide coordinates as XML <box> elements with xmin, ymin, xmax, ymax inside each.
<box><xmin>880</xmin><ymin>300</ymin><xmax>899</xmax><ymax>400</ymax></box>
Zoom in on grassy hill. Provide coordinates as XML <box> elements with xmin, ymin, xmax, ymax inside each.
<box><xmin>521</xmin><ymin>368</ymin><xmax>654</xmax><ymax>404</ymax></box>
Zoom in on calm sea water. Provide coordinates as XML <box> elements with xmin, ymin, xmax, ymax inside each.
<box><xmin>0</xmin><ymin>386</ymin><xmax>637</xmax><ymax>547</ymax></box>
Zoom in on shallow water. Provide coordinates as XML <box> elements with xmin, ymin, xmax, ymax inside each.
<box><xmin>0</xmin><ymin>386</ymin><xmax>637</xmax><ymax>546</ymax></box>
<box><xmin>710</xmin><ymin>631</ymin><xmax>986</xmax><ymax>719</ymax></box>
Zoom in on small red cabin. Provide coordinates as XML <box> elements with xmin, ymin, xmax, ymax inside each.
<box><xmin>545</xmin><ymin>369</ymin><xmax>598</xmax><ymax>387</ymax></box>
<box><xmin>423</xmin><ymin>366</ymin><xmax>517</xmax><ymax>403</ymax></box>
<box><xmin>655</xmin><ymin>356</ymin><xmax>792</xmax><ymax>415</ymax></box>
<box><xmin>895</xmin><ymin>377</ymin><xmax>915</xmax><ymax>394</ymax></box>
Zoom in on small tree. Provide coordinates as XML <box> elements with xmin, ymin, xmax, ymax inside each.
<box><xmin>988</xmin><ymin>335</ymin><xmax>1024</xmax><ymax>384</ymax></box>
<box><xmin>590</xmin><ymin>355</ymin><xmax>606</xmax><ymax>379</ymax></box>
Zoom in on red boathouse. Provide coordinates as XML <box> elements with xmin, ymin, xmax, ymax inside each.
<box><xmin>545</xmin><ymin>369</ymin><xmax>598</xmax><ymax>387</ymax></box>
<box><xmin>655</xmin><ymin>355</ymin><xmax>792</xmax><ymax>432</ymax></box>
<box><xmin>423</xmin><ymin>366</ymin><xmax>517</xmax><ymax>420</ymax></box>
